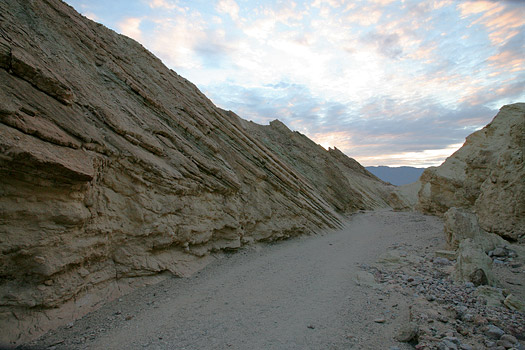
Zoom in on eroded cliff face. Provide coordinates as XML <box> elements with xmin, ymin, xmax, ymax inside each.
<box><xmin>417</xmin><ymin>103</ymin><xmax>525</xmax><ymax>241</ymax></box>
<box><xmin>0</xmin><ymin>0</ymin><xmax>399</xmax><ymax>344</ymax></box>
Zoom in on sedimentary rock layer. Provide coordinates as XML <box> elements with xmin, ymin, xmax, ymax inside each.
<box><xmin>0</xmin><ymin>0</ymin><xmax>398</xmax><ymax>344</ymax></box>
<box><xmin>417</xmin><ymin>103</ymin><xmax>525</xmax><ymax>241</ymax></box>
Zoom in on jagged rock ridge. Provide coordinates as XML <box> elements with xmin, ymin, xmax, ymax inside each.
<box><xmin>0</xmin><ymin>0</ymin><xmax>399</xmax><ymax>344</ymax></box>
<box><xmin>417</xmin><ymin>103</ymin><xmax>525</xmax><ymax>241</ymax></box>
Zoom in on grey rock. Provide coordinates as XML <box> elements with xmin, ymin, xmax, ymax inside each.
<box><xmin>492</xmin><ymin>247</ymin><xmax>506</xmax><ymax>257</ymax></box>
<box><xmin>500</xmin><ymin>334</ymin><xmax>518</xmax><ymax>344</ymax></box>
<box><xmin>497</xmin><ymin>339</ymin><xmax>516</xmax><ymax>348</ymax></box>
<box><xmin>439</xmin><ymin>339</ymin><xmax>458</xmax><ymax>350</ymax></box>
<box><xmin>485</xmin><ymin>324</ymin><xmax>504</xmax><ymax>340</ymax></box>
<box><xmin>442</xmin><ymin>336</ymin><xmax>460</xmax><ymax>345</ymax></box>
<box><xmin>434</xmin><ymin>257</ymin><xmax>452</xmax><ymax>265</ymax></box>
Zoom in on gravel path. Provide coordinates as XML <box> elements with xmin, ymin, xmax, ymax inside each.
<box><xmin>30</xmin><ymin>210</ymin><xmax>444</xmax><ymax>350</ymax></box>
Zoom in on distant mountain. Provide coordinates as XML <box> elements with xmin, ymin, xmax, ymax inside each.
<box><xmin>366</xmin><ymin>166</ymin><xmax>425</xmax><ymax>186</ymax></box>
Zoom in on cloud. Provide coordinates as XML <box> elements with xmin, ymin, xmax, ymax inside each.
<box><xmin>362</xmin><ymin>31</ymin><xmax>403</xmax><ymax>59</ymax></box>
<box><xmin>84</xmin><ymin>12</ymin><xmax>98</xmax><ymax>21</ymax></box>
<box><xmin>117</xmin><ymin>17</ymin><xmax>143</xmax><ymax>41</ymax></box>
<box><xmin>204</xmin><ymin>78</ymin><xmax>499</xmax><ymax>167</ymax></box>
<box><xmin>149</xmin><ymin>0</ymin><xmax>178</xmax><ymax>10</ymax></box>
<box><xmin>457</xmin><ymin>1</ymin><xmax>525</xmax><ymax>45</ymax></box>
<box><xmin>487</xmin><ymin>31</ymin><xmax>525</xmax><ymax>73</ymax></box>
<box><xmin>216</xmin><ymin>0</ymin><xmax>240</xmax><ymax>21</ymax></box>
<box><xmin>67</xmin><ymin>0</ymin><xmax>525</xmax><ymax>166</ymax></box>
<box><xmin>345</xmin><ymin>7</ymin><xmax>383</xmax><ymax>26</ymax></box>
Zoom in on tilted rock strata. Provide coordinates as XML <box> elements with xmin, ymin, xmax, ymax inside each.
<box><xmin>0</xmin><ymin>0</ymin><xmax>399</xmax><ymax>344</ymax></box>
<box><xmin>241</xmin><ymin>119</ymin><xmax>401</xmax><ymax>213</ymax></box>
<box><xmin>417</xmin><ymin>103</ymin><xmax>525</xmax><ymax>241</ymax></box>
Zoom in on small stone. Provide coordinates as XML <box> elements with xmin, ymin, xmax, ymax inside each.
<box><xmin>485</xmin><ymin>324</ymin><xmax>504</xmax><ymax>339</ymax></box>
<box><xmin>437</xmin><ymin>315</ymin><xmax>449</xmax><ymax>323</ymax></box>
<box><xmin>442</xmin><ymin>336</ymin><xmax>460</xmax><ymax>345</ymax></box>
<box><xmin>492</xmin><ymin>247</ymin><xmax>506</xmax><ymax>257</ymax></box>
<box><xmin>456</xmin><ymin>325</ymin><xmax>470</xmax><ymax>336</ymax></box>
<box><xmin>44</xmin><ymin>279</ymin><xmax>54</xmax><ymax>286</ymax></box>
<box><xmin>307</xmin><ymin>324</ymin><xmax>315</xmax><ymax>329</ymax></box>
<box><xmin>395</xmin><ymin>322</ymin><xmax>418</xmax><ymax>342</ymax></box>
<box><xmin>496</xmin><ymin>339</ymin><xmax>515</xmax><ymax>348</ymax></box>
<box><xmin>460</xmin><ymin>345</ymin><xmax>473</xmax><ymax>350</ymax></box>
<box><xmin>434</xmin><ymin>257</ymin><xmax>452</xmax><ymax>265</ymax></box>
<box><xmin>78</xmin><ymin>267</ymin><xmax>90</xmax><ymax>277</ymax></box>
<box><xmin>125</xmin><ymin>315</ymin><xmax>133</xmax><ymax>321</ymax></box>
<box><xmin>461</xmin><ymin>313</ymin><xmax>474</xmax><ymax>322</ymax></box>
<box><xmin>500</xmin><ymin>334</ymin><xmax>518</xmax><ymax>344</ymax></box>
<box><xmin>374</xmin><ymin>318</ymin><xmax>386</xmax><ymax>323</ymax></box>
<box><xmin>439</xmin><ymin>339</ymin><xmax>458</xmax><ymax>350</ymax></box>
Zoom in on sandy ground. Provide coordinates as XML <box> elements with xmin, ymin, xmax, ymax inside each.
<box><xmin>29</xmin><ymin>210</ymin><xmax>445</xmax><ymax>350</ymax></box>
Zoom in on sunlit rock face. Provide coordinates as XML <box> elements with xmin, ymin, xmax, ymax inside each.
<box><xmin>417</xmin><ymin>103</ymin><xmax>525</xmax><ymax>241</ymax></box>
<box><xmin>0</xmin><ymin>0</ymin><xmax>400</xmax><ymax>344</ymax></box>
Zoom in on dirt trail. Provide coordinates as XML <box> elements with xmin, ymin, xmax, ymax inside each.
<box><xmin>31</xmin><ymin>210</ymin><xmax>444</xmax><ymax>350</ymax></box>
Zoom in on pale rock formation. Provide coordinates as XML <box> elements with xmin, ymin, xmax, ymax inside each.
<box><xmin>443</xmin><ymin>207</ymin><xmax>506</xmax><ymax>251</ymax></box>
<box><xmin>0</xmin><ymin>0</ymin><xmax>401</xmax><ymax>344</ymax></box>
<box><xmin>417</xmin><ymin>103</ymin><xmax>525</xmax><ymax>241</ymax></box>
<box><xmin>454</xmin><ymin>239</ymin><xmax>496</xmax><ymax>286</ymax></box>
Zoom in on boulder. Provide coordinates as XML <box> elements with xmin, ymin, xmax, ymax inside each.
<box><xmin>417</xmin><ymin>103</ymin><xmax>525</xmax><ymax>241</ymax></box>
<box><xmin>454</xmin><ymin>239</ymin><xmax>496</xmax><ymax>286</ymax></box>
<box><xmin>443</xmin><ymin>207</ymin><xmax>507</xmax><ymax>252</ymax></box>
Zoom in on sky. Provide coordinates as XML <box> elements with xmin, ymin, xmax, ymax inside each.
<box><xmin>64</xmin><ymin>0</ymin><xmax>524</xmax><ymax>167</ymax></box>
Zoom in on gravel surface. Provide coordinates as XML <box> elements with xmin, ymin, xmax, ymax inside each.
<box><xmin>26</xmin><ymin>211</ymin><xmax>446</xmax><ymax>349</ymax></box>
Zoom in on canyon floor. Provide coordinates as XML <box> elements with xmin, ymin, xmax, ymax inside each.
<box><xmin>26</xmin><ymin>210</ymin><xmax>447</xmax><ymax>350</ymax></box>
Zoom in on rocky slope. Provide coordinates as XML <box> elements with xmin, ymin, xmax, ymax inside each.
<box><xmin>0</xmin><ymin>0</ymin><xmax>399</xmax><ymax>344</ymax></box>
<box><xmin>417</xmin><ymin>103</ymin><xmax>525</xmax><ymax>241</ymax></box>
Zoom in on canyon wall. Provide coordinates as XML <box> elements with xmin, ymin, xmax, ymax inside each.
<box><xmin>0</xmin><ymin>0</ymin><xmax>399</xmax><ymax>344</ymax></box>
<box><xmin>417</xmin><ymin>103</ymin><xmax>525</xmax><ymax>241</ymax></box>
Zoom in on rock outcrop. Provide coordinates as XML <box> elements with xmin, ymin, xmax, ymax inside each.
<box><xmin>242</xmin><ymin>119</ymin><xmax>399</xmax><ymax>212</ymax></box>
<box><xmin>0</xmin><ymin>0</ymin><xmax>400</xmax><ymax>344</ymax></box>
<box><xmin>417</xmin><ymin>103</ymin><xmax>525</xmax><ymax>241</ymax></box>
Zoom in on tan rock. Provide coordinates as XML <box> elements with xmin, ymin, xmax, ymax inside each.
<box><xmin>443</xmin><ymin>207</ymin><xmax>507</xmax><ymax>252</ymax></box>
<box><xmin>435</xmin><ymin>250</ymin><xmax>457</xmax><ymax>260</ymax></box>
<box><xmin>417</xmin><ymin>103</ymin><xmax>525</xmax><ymax>241</ymax></box>
<box><xmin>454</xmin><ymin>239</ymin><xmax>496</xmax><ymax>286</ymax></box>
<box><xmin>504</xmin><ymin>294</ymin><xmax>525</xmax><ymax>311</ymax></box>
<box><xmin>475</xmin><ymin>286</ymin><xmax>505</xmax><ymax>308</ymax></box>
